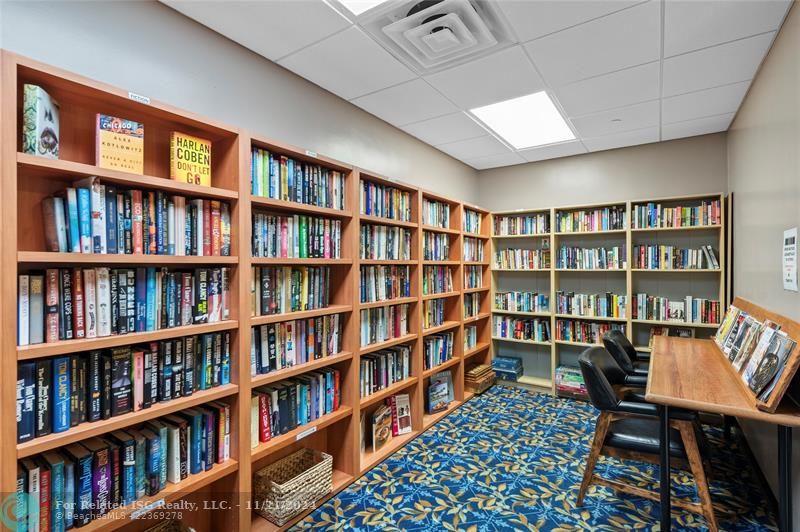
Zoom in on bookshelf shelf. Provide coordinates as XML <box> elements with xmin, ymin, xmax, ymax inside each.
<box><xmin>251</xmin><ymin>257</ymin><xmax>353</xmax><ymax>266</ymax></box>
<box><xmin>17</xmin><ymin>251</ymin><xmax>239</xmax><ymax>266</ymax></box>
<box><xmin>422</xmin><ymin>356</ymin><xmax>461</xmax><ymax>378</ymax></box>
<box><xmin>422</xmin><ymin>260</ymin><xmax>460</xmax><ymax>266</ymax></box>
<box><xmin>492</xmin><ymin>233</ymin><xmax>551</xmax><ymax>239</ymax></box>
<box><xmin>631</xmin><ymin>319</ymin><xmax>720</xmax><ymax>329</ymax></box>
<box><xmin>463</xmin><ymin>233</ymin><xmax>490</xmax><ymax>240</ymax></box>
<box><xmin>360</xmin><ymin>259</ymin><xmax>417</xmax><ymax>265</ymax></box>
<box><xmin>492</xmin><ymin>336</ymin><xmax>551</xmax><ymax>347</ymax></box>
<box><xmin>360</xmin><ymin>377</ymin><xmax>418</xmax><ymax>409</ymax></box>
<box><xmin>422</xmin><ymin>291</ymin><xmax>460</xmax><ymax>300</ymax></box>
<box><xmin>358</xmin><ymin>296</ymin><xmax>417</xmax><ymax>309</ymax></box>
<box><xmin>464</xmin><ymin>342</ymin><xmax>490</xmax><ymax>359</ymax></box>
<box><xmin>250</xmin><ymin>195</ymin><xmax>352</xmax><ymax>219</ymax></box>
<box><xmin>17</xmin><ymin>320</ymin><xmax>239</xmax><ymax>359</ymax></box>
<box><xmin>463</xmin><ymin>261</ymin><xmax>490</xmax><ymax>266</ymax></box>
<box><xmin>359</xmin><ymin>333</ymin><xmax>418</xmax><ymax>356</ymax></box>
<box><xmin>493</xmin><ymin>267</ymin><xmax>552</xmax><ymax>272</ymax></box>
<box><xmin>554</xmin><ymin>268</ymin><xmax>626</xmax><ymax>272</ymax></box>
<box><xmin>422</xmin><ymin>400</ymin><xmax>463</xmax><ymax>429</ymax></box>
<box><xmin>630</xmin><ymin>224</ymin><xmax>722</xmax><ymax>233</ymax></box>
<box><xmin>421</xmin><ymin>224</ymin><xmax>460</xmax><ymax>235</ymax></box>
<box><xmin>635</xmin><ymin>345</ymin><xmax>653</xmax><ymax>353</ymax></box>
<box><xmin>630</xmin><ymin>268</ymin><xmax>722</xmax><ymax>273</ymax></box>
<box><xmin>17</xmin><ymin>383</ymin><xmax>239</xmax><ymax>458</ymax></box>
<box><xmin>422</xmin><ymin>320</ymin><xmax>460</xmax><ymax>336</ymax></box>
<box><xmin>463</xmin><ymin>312</ymin><xmax>491</xmax><ymax>323</ymax></box>
<box><xmin>250</xmin><ymin>304</ymin><xmax>353</xmax><ymax>326</ymax></box>
<box><xmin>463</xmin><ymin>286</ymin><xmax>489</xmax><ymax>294</ymax></box>
<box><xmin>359</xmin><ymin>214</ymin><xmax>417</xmax><ymax>228</ymax></box>
<box><xmin>518</xmin><ymin>375</ymin><xmax>552</xmax><ymax>388</ymax></box>
<box><xmin>554</xmin><ymin>339</ymin><xmax>598</xmax><ymax>348</ymax></box>
<box><xmin>492</xmin><ymin>309</ymin><xmax>550</xmax><ymax>317</ymax></box>
<box><xmin>554</xmin><ymin>229</ymin><xmax>627</xmax><ymax>235</ymax></box>
<box><xmin>250</xmin><ymin>406</ymin><xmax>354</xmax><ymax>462</ymax></box>
<box><xmin>251</xmin><ymin>351</ymin><xmax>354</xmax><ymax>388</ymax></box>
<box><xmin>360</xmin><ymin>431</ymin><xmax>418</xmax><ymax>473</ymax></box>
<box><xmin>554</xmin><ymin>314</ymin><xmax>628</xmax><ymax>323</ymax></box>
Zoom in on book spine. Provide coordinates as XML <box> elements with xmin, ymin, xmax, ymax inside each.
<box><xmin>60</xmin><ymin>269</ymin><xmax>73</xmax><ymax>340</ymax></box>
<box><xmin>45</xmin><ymin>269</ymin><xmax>60</xmax><ymax>343</ymax></box>
<box><xmin>83</xmin><ymin>269</ymin><xmax>97</xmax><ymax>339</ymax></box>
<box><xmin>75</xmin><ymin>455</ymin><xmax>92</xmax><ymax>526</ymax></box>
<box><xmin>35</xmin><ymin>359</ymin><xmax>52</xmax><ymax>438</ymax></box>
<box><xmin>17</xmin><ymin>362</ymin><xmax>36</xmax><ymax>442</ymax></box>
<box><xmin>96</xmin><ymin>268</ymin><xmax>111</xmax><ymax>337</ymax></box>
<box><xmin>18</xmin><ymin>274</ymin><xmax>30</xmax><ymax>346</ymax></box>
<box><xmin>105</xmin><ymin>185</ymin><xmax>118</xmax><ymax>254</ymax></box>
<box><xmin>52</xmin><ymin>357</ymin><xmax>70</xmax><ymax>433</ymax></box>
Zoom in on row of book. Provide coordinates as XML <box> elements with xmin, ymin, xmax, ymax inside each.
<box><xmin>43</xmin><ymin>180</ymin><xmax>231</xmax><ymax>257</ymax></box>
<box><xmin>631</xmin><ymin>199</ymin><xmax>721</xmax><ymax>229</ymax></box>
<box><xmin>364</xmin><ymin>393</ymin><xmax>412</xmax><ymax>454</ymax></box>
<box><xmin>18</xmin><ymin>267</ymin><xmax>231</xmax><ymax>346</ymax></box>
<box><xmin>556</xmin><ymin>366</ymin><xmax>587</xmax><ymax>398</ymax></box>
<box><xmin>492</xmin><ymin>213</ymin><xmax>549</xmax><ymax>236</ymax></box>
<box><xmin>555</xmin><ymin>291</ymin><xmax>627</xmax><ymax>319</ymax></box>
<box><xmin>360</xmin><ymin>265</ymin><xmax>411</xmax><ymax>304</ymax></box>
<box><xmin>251</xmin><ymin>213</ymin><xmax>342</xmax><ymax>259</ymax></box>
<box><xmin>360</xmin><ymin>224</ymin><xmax>412</xmax><ymax>261</ymax></box>
<box><xmin>554</xmin><ymin>319</ymin><xmax>624</xmax><ymax>344</ymax></box>
<box><xmin>423</xmin><ymin>332</ymin><xmax>454</xmax><ymax>370</ymax></box>
<box><xmin>250</xmin><ymin>369</ymin><xmax>342</xmax><ymax>446</ymax></box>
<box><xmin>423</xmin><ymin>298</ymin><xmax>447</xmax><ymax>329</ymax></box>
<box><xmin>463</xmin><ymin>209</ymin><xmax>482</xmax><ymax>234</ymax></box>
<box><xmin>632</xmin><ymin>244</ymin><xmax>719</xmax><ymax>270</ymax></box>
<box><xmin>250</xmin><ymin>314</ymin><xmax>343</xmax><ymax>376</ymax></box>
<box><xmin>464</xmin><ymin>265</ymin><xmax>483</xmax><ymax>289</ymax></box>
<box><xmin>464</xmin><ymin>325</ymin><xmax>478</xmax><ymax>350</ymax></box>
<box><xmin>555</xmin><ymin>206</ymin><xmax>626</xmax><ymax>233</ymax></box>
<box><xmin>422</xmin><ymin>232</ymin><xmax>450</xmax><ymax>261</ymax></box>
<box><xmin>464</xmin><ymin>293</ymin><xmax>481</xmax><ymax>318</ymax></box>
<box><xmin>17</xmin><ymin>332</ymin><xmax>230</xmax><ymax>443</ymax></box>
<box><xmin>250</xmin><ymin>147</ymin><xmax>346</xmax><ymax>210</ymax></box>
<box><xmin>494</xmin><ymin>291</ymin><xmax>549</xmax><ymax>313</ymax></box>
<box><xmin>359</xmin><ymin>345</ymin><xmax>412</xmax><ymax>398</ymax></box>
<box><xmin>633</xmin><ymin>294</ymin><xmax>721</xmax><ymax>324</ymax></box>
<box><xmin>494</xmin><ymin>248</ymin><xmax>551</xmax><ymax>270</ymax></box>
<box><xmin>360</xmin><ymin>179</ymin><xmax>412</xmax><ymax>222</ymax></box>
<box><xmin>463</xmin><ymin>237</ymin><xmax>485</xmax><ymax>262</ymax></box>
<box><xmin>422</xmin><ymin>265</ymin><xmax>453</xmax><ymax>295</ymax></box>
<box><xmin>715</xmin><ymin>306</ymin><xmax>797</xmax><ymax>400</ymax></box>
<box><xmin>360</xmin><ymin>304</ymin><xmax>410</xmax><ymax>347</ymax></box>
<box><xmin>251</xmin><ymin>266</ymin><xmax>331</xmax><ymax>316</ymax></box>
<box><xmin>18</xmin><ymin>404</ymin><xmax>231</xmax><ymax>530</ymax></box>
<box><xmin>493</xmin><ymin>316</ymin><xmax>551</xmax><ymax>343</ymax></box>
<box><xmin>422</xmin><ymin>198</ymin><xmax>450</xmax><ymax>229</ymax></box>
<box><xmin>556</xmin><ymin>246</ymin><xmax>626</xmax><ymax>270</ymax></box>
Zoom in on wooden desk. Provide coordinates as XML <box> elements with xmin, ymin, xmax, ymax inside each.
<box><xmin>647</xmin><ymin>336</ymin><xmax>800</xmax><ymax>531</ymax></box>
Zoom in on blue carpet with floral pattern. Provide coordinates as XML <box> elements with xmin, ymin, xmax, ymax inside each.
<box><xmin>294</xmin><ymin>385</ymin><xmax>776</xmax><ymax>531</ymax></box>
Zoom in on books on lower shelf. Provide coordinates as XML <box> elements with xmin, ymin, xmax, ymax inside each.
<box><xmin>463</xmin><ymin>237</ymin><xmax>484</xmax><ymax>262</ymax></box>
<box><xmin>492</xmin><ymin>356</ymin><xmax>523</xmax><ymax>382</ymax></box>
<box><xmin>41</xmin><ymin>178</ymin><xmax>231</xmax><ymax>256</ymax></box>
<box><xmin>464</xmin><ymin>293</ymin><xmax>481</xmax><ymax>318</ymax></box>
<box><xmin>252</xmin><ymin>213</ymin><xmax>342</xmax><ymax>259</ymax></box>
<box><xmin>422</xmin><ymin>198</ymin><xmax>450</xmax><ymax>229</ymax></box>
<box><xmin>632</xmin><ymin>199</ymin><xmax>721</xmax><ymax>229</ymax></box>
<box><xmin>494</xmin><ymin>247</ymin><xmax>550</xmax><ymax>269</ymax></box>
<box><xmin>556</xmin><ymin>291</ymin><xmax>626</xmax><ymax>319</ymax></box>
<box><xmin>463</xmin><ymin>209</ymin><xmax>482</xmax><ymax>234</ymax></box>
<box><xmin>465</xmin><ymin>363</ymin><xmax>495</xmax><ymax>394</ymax></box>
<box><xmin>557</xmin><ymin>245</ymin><xmax>626</xmax><ymax>270</ymax></box>
<box><xmin>360</xmin><ymin>304</ymin><xmax>410</xmax><ymax>347</ymax></box>
<box><xmin>23</xmin><ymin>83</ymin><xmax>60</xmax><ymax>160</ymax></box>
<box><xmin>494</xmin><ymin>291</ymin><xmax>549</xmax><ymax>313</ymax></box>
<box><xmin>250</xmin><ymin>369</ymin><xmax>341</xmax><ymax>447</ymax></box>
<box><xmin>360</xmin><ymin>345</ymin><xmax>412</xmax><ymax>398</ymax></box>
<box><xmin>250</xmin><ymin>147</ymin><xmax>346</xmax><ymax>210</ymax></box>
<box><xmin>555</xmin><ymin>206</ymin><xmax>626</xmax><ymax>233</ymax></box>
<box><xmin>250</xmin><ymin>266</ymin><xmax>331</xmax><ymax>316</ymax></box>
<box><xmin>633</xmin><ymin>293</ymin><xmax>720</xmax><ymax>324</ymax></box>
<box><xmin>556</xmin><ymin>366</ymin><xmax>587</xmax><ymax>397</ymax></box>
<box><xmin>633</xmin><ymin>244</ymin><xmax>719</xmax><ymax>270</ymax></box>
<box><xmin>464</xmin><ymin>326</ymin><xmax>477</xmax><ymax>350</ymax></box>
<box><xmin>17</xmin><ymin>267</ymin><xmax>231</xmax><ymax>346</ymax></box>
<box><xmin>422</xmin><ymin>231</ymin><xmax>450</xmax><ymax>261</ymax></box>
<box><xmin>18</xmin><ymin>403</ymin><xmax>230</xmax><ymax>529</ymax></box>
<box><xmin>493</xmin><ymin>316</ymin><xmax>550</xmax><ymax>343</ymax></box>
<box><xmin>250</xmin><ymin>313</ymin><xmax>343</xmax><ymax>376</ymax></box>
<box><xmin>426</xmin><ymin>371</ymin><xmax>453</xmax><ymax>414</ymax></box>
<box><xmin>423</xmin><ymin>265</ymin><xmax>453</xmax><ymax>295</ymax></box>
<box><xmin>17</xmin><ymin>332</ymin><xmax>231</xmax><ymax>443</ymax></box>
<box><xmin>464</xmin><ymin>265</ymin><xmax>483</xmax><ymax>289</ymax></box>
<box><xmin>423</xmin><ymin>298</ymin><xmax>446</xmax><ymax>329</ymax></box>
<box><xmin>360</xmin><ymin>179</ymin><xmax>411</xmax><ymax>222</ymax></box>
<box><xmin>360</xmin><ymin>265</ymin><xmax>411</xmax><ymax>303</ymax></box>
<box><xmin>360</xmin><ymin>224</ymin><xmax>412</xmax><ymax>260</ymax></box>
<box><xmin>364</xmin><ymin>393</ymin><xmax>412</xmax><ymax>454</ymax></box>
<box><xmin>555</xmin><ymin>319</ymin><xmax>624</xmax><ymax>344</ymax></box>
<box><xmin>423</xmin><ymin>332</ymin><xmax>454</xmax><ymax>370</ymax></box>
<box><xmin>492</xmin><ymin>213</ymin><xmax>549</xmax><ymax>236</ymax></box>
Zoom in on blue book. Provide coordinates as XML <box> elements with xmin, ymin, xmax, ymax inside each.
<box><xmin>76</xmin><ymin>187</ymin><xmax>92</xmax><ymax>254</ymax></box>
<box><xmin>43</xmin><ymin>452</ymin><xmax>65</xmax><ymax>532</ymax></box>
<box><xmin>166</xmin><ymin>274</ymin><xmax>176</xmax><ymax>327</ymax></box>
<box><xmin>126</xmin><ymin>429</ymin><xmax>147</xmax><ymax>499</ymax></box>
<box><xmin>105</xmin><ymin>185</ymin><xmax>118</xmax><ymax>254</ymax></box>
<box><xmin>63</xmin><ymin>457</ymin><xmax>74</xmax><ymax>529</ymax></box>
<box><xmin>16</xmin><ymin>464</ymin><xmax>28</xmax><ymax>532</ymax></box>
<box><xmin>179</xmin><ymin>409</ymin><xmax>203</xmax><ymax>474</ymax></box>
<box><xmin>135</xmin><ymin>268</ymin><xmax>147</xmax><ymax>332</ymax></box>
<box><xmin>64</xmin><ymin>444</ymin><xmax>92</xmax><ymax>527</ymax></box>
<box><xmin>221</xmin><ymin>332</ymin><xmax>230</xmax><ymax>385</ymax></box>
<box><xmin>287</xmin><ymin>159</ymin><xmax>294</xmax><ymax>201</ymax></box>
<box><xmin>270</xmin><ymin>155</ymin><xmax>278</xmax><ymax>198</ymax></box>
<box><xmin>109</xmin><ymin>430</ymin><xmax>136</xmax><ymax>505</ymax></box>
<box><xmin>202</xmin><ymin>408</ymin><xmax>214</xmax><ymax>471</ymax></box>
<box><xmin>299</xmin><ymin>383</ymin><xmax>308</xmax><ymax>425</ymax></box>
<box><xmin>17</xmin><ymin>361</ymin><xmax>36</xmax><ymax>443</ymax></box>
<box><xmin>325</xmin><ymin>370</ymin><xmax>334</xmax><ymax>414</ymax></box>
<box><xmin>52</xmin><ymin>356</ymin><xmax>71</xmax><ymax>433</ymax></box>
<box><xmin>65</xmin><ymin>188</ymin><xmax>81</xmax><ymax>253</ymax></box>
<box><xmin>145</xmin><ymin>268</ymin><xmax>156</xmax><ymax>331</ymax></box>
<box><xmin>140</xmin><ymin>429</ymin><xmax>161</xmax><ymax>496</ymax></box>
<box><xmin>145</xmin><ymin>421</ymin><xmax>168</xmax><ymax>490</ymax></box>
<box><xmin>251</xmin><ymin>148</ymin><xmax>258</xmax><ymax>195</ymax></box>
<box><xmin>155</xmin><ymin>191</ymin><xmax>164</xmax><ymax>255</ymax></box>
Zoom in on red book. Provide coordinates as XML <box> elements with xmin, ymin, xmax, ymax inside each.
<box><xmin>333</xmin><ymin>369</ymin><xmax>341</xmax><ymax>410</ymax></box>
<box><xmin>131</xmin><ymin>190</ymin><xmax>143</xmax><ymax>254</ymax></box>
<box><xmin>203</xmin><ymin>200</ymin><xmax>211</xmax><ymax>256</ymax></box>
<box><xmin>39</xmin><ymin>461</ymin><xmax>51</xmax><ymax>532</ymax></box>
<box><xmin>389</xmin><ymin>395</ymin><xmax>399</xmax><ymax>437</ymax></box>
<box><xmin>211</xmin><ymin>200</ymin><xmax>221</xmax><ymax>256</ymax></box>
<box><xmin>71</xmin><ymin>268</ymin><xmax>86</xmax><ymax>338</ymax></box>
<box><xmin>258</xmin><ymin>393</ymin><xmax>270</xmax><ymax>442</ymax></box>
<box><xmin>148</xmin><ymin>192</ymin><xmax>157</xmax><ymax>255</ymax></box>
<box><xmin>45</xmin><ymin>269</ymin><xmax>60</xmax><ymax>343</ymax></box>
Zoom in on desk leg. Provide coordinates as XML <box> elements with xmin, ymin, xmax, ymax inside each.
<box><xmin>659</xmin><ymin>404</ymin><xmax>671</xmax><ymax>531</ymax></box>
<box><xmin>778</xmin><ymin>425</ymin><xmax>792</xmax><ymax>532</ymax></box>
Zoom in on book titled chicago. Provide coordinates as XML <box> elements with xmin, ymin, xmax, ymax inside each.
<box><xmin>96</xmin><ymin>114</ymin><xmax>144</xmax><ymax>175</ymax></box>
<box><xmin>170</xmin><ymin>132</ymin><xmax>211</xmax><ymax>186</ymax></box>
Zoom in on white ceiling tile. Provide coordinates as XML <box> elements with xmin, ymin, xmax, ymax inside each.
<box><xmin>571</xmin><ymin>100</ymin><xmax>659</xmax><ymax>138</ymax></box>
<box><xmin>583</xmin><ymin>127</ymin><xmax>660</xmax><ymax>152</ymax></box>
<box><xmin>496</xmin><ymin>0</ymin><xmax>643</xmax><ymax>43</ymax></box>
<box><xmin>437</xmin><ymin>135</ymin><xmax>510</xmax><ymax>160</ymax></box>
<box><xmin>523</xmin><ymin>0</ymin><xmax>660</xmax><ymax>87</ymax></box>
<box><xmin>662</xmin><ymin>81</ymin><xmax>750</xmax><ymax>124</ymax></box>
<box><xmin>278</xmin><ymin>27</ymin><xmax>416</xmax><ymax>100</ymax></box>
<box><xmin>555</xmin><ymin>62</ymin><xmax>660</xmax><ymax>117</ymax></box>
<box><xmin>664</xmin><ymin>0</ymin><xmax>790</xmax><ymax>57</ymax></box>
<box><xmin>662</xmin><ymin>32</ymin><xmax>775</xmax><ymax>97</ymax></box>
<box><xmin>162</xmin><ymin>0</ymin><xmax>351</xmax><ymax>61</ymax></box>
<box><xmin>401</xmin><ymin>113</ymin><xmax>487</xmax><ymax>146</ymax></box>
<box><xmin>519</xmin><ymin>141</ymin><xmax>588</xmax><ymax>162</ymax></box>
<box><xmin>351</xmin><ymin>79</ymin><xmax>458</xmax><ymax>126</ymax></box>
<box><xmin>423</xmin><ymin>46</ymin><xmax>545</xmax><ymax>109</ymax></box>
<box><xmin>662</xmin><ymin>113</ymin><xmax>734</xmax><ymax>140</ymax></box>
<box><xmin>464</xmin><ymin>152</ymin><xmax>526</xmax><ymax>170</ymax></box>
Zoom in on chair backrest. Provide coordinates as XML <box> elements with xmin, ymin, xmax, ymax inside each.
<box><xmin>602</xmin><ymin>330</ymin><xmax>638</xmax><ymax>374</ymax></box>
<box><xmin>578</xmin><ymin>346</ymin><xmax>626</xmax><ymax>411</ymax></box>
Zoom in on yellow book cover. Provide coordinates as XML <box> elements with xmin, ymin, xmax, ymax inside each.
<box><xmin>96</xmin><ymin>114</ymin><xmax>144</xmax><ymax>174</ymax></box>
<box><xmin>170</xmin><ymin>131</ymin><xmax>212</xmax><ymax>186</ymax></box>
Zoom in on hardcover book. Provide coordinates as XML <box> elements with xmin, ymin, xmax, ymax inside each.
<box><xmin>96</xmin><ymin>114</ymin><xmax>144</xmax><ymax>175</ymax></box>
<box><xmin>170</xmin><ymin>132</ymin><xmax>211</xmax><ymax>186</ymax></box>
<box><xmin>22</xmin><ymin>84</ymin><xmax>59</xmax><ymax>159</ymax></box>
<box><xmin>371</xmin><ymin>404</ymin><xmax>392</xmax><ymax>453</ymax></box>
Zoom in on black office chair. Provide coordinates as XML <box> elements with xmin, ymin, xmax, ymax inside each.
<box><xmin>603</xmin><ymin>329</ymin><xmax>649</xmax><ymax>377</ymax></box>
<box><xmin>577</xmin><ymin>346</ymin><xmax>718</xmax><ymax>531</ymax></box>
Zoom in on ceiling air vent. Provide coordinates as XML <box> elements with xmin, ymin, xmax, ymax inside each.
<box><xmin>358</xmin><ymin>0</ymin><xmax>514</xmax><ymax>74</ymax></box>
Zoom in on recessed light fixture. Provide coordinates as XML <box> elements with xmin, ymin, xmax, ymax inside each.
<box><xmin>470</xmin><ymin>91</ymin><xmax>575</xmax><ymax>149</ymax></box>
<box><xmin>337</xmin><ymin>0</ymin><xmax>389</xmax><ymax>15</ymax></box>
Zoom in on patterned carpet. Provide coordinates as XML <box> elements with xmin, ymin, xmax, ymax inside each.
<box><xmin>294</xmin><ymin>385</ymin><xmax>776</xmax><ymax>531</ymax></box>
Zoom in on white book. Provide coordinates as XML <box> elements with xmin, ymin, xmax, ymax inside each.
<box><xmin>74</xmin><ymin>177</ymin><xmax>106</xmax><ymax>253</ymax></box>
<box><xmin>18</xmin><ymin>275</ymin><xmax>30</xmax><ymax>346</ymax></box>
<box><xmin>53</xmin><ymin>196</ymin><xmax>69</xmax><ymax>252</ymax></box>
<box><xmin>165</xmin><ymin>422</ymin><xmax>181</xmax><ymax>484</ymax></box>
<box><xmin>250</xmin><ymin>333</ymin><xmax>257</xmax><ymax>377</ymax></box>
<box><xmin>83</xmin><ymin>269</ymin><xmax>97</xmax><ymax>338</ymax></box>
<box><xmin>221</xmin><ymin>267</ymin><xmax>230</xmax><ymax>320</ymax></box>
<box><xmin>26</xmin><ymin>461</ymin><xmax>40</xmax><ymax>532</ymax></box>
<box><xmin>167</xmin><ymin>200</ymin><xmax>176</xmax><ymax>256</ymax></box>
<box><xmin>175</xmin><ymin>197</ymin><xmax>185</xmax><ymax>256</ymax></box>
<box><xmin>96</xmin><ymin>267</ymin><xmax>111</xmax><ymax>337</ymax></box>
<box><xmin>116</xmin><ymin>193</ymin><xmax>125</xmax><ymax>254</ymax></box>
<box><xmin>193</xmin><ymin>199</ymin><xmax>204</xmax><ymax>256</ymax></box>
<box><xmin>29</xmin><ymin>275</ymin><xmax>45</xmax><ymax>345</ymax></box>
<box><xmin>259</xmin><ymin>325</ymin><xmax>270</xmax><ymax>371</ymax></box>
<box><xmin>250</xmin><ymin>395</ymin><xmax>259</xmax><ymax>449</ymax></box>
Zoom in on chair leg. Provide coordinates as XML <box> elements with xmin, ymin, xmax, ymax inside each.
<box><xmin>578</xmin><ymin>412</ymin><xmax>611</xmax><ymax>505</ymax></box>
<box><xmin>678</xmin><ymin>421</ymin><xmax>719</xmax><ymax>532</ymax></box>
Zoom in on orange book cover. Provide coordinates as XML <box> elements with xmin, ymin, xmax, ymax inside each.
<box><xmin>170</xmin><ymin>132</ymin><xmax>211</xmax><ymax>186</ymax></box>
<box><xmin>96</xmin><ymin>114</ymin><xmax>144</xmax><ymax>174</ymax></box>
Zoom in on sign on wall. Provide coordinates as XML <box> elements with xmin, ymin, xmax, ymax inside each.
<box><xmin>783</xmin><ymin>227</ymin><xmax>798</xmax><ymax>292</ymax></box>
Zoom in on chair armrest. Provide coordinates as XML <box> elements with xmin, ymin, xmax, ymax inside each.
<box><xmin>623</xmin><ymin>374</ymin><xmax>649</xmax><ymax>387</ymax></box>
<box><xmin>614</xmin><ymin>400</ymin><xmax>697</xmax><ymax>421</ymax></box>
<box><xmin>632</xmin><ymin>368</ymin><xmax>650</xmax><ymax>377</ymax></box>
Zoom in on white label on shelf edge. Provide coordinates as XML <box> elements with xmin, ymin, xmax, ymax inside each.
<box><xmin>304</xmin><ymin>149</ymin><xmax>317</xmax><ymax>158</ymax></box>
<box><xmin>296</xmin><ymin>425</ymin><xmax>317</xmax><ymax>441</ymax></box>
<box><xmin>128</xmin><ymin>91</ymin><xmax>151</xmax><ymax>105</ymax></box>
<box><xmin>131</xmin><ymin>498</ymin><xmax>165</xmax><ymax>519</ymax></box>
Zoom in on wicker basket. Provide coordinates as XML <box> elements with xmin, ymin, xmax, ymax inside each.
<box><xmin>253</xmin><ymin>448</ymin><xmax>333</xmax><ymax>526</ymax></box>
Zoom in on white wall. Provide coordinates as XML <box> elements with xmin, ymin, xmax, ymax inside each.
<box><xmin>0</xmin><ymin>0</ymin><xmax>479</xmax><ymax>203</ymax></box>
